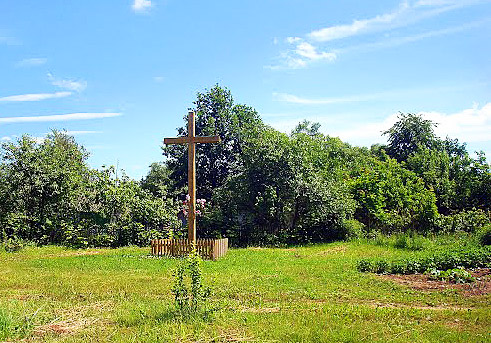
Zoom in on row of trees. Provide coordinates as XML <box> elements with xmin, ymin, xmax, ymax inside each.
<box><xmin>1</xmin><ymin>85</ymin><xmax>489</xmax><ymax>247</ymax></box>
<box><xmin>0</xmin><ymin>132</ymin><xmax>177</xmax><ymax>247</ymax></box>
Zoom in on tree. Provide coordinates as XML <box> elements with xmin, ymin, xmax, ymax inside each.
<box><xmin>205</xmin><ymin>126</ymin><xmax>357</xmax><ymax>246</ymax></box>
<box><xmin>383</xmin><ymin>112</ymin><xmax>437</xmax><ymax>162</ymax></box>
<box><xmin>163</xmin><ymin>85</ymin><xmax>263</xmax><ymax>200</ymax></box>
<box><xmin>349</xmin><ymin>154</ymin><xmax>438</xmax><ymax>233</ymax></box>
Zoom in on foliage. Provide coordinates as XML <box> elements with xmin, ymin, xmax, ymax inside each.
<box><xmin>425</xmin><ymin>268</ymin><xmax>475</xmax><ymax>284</ymax></box>
<box><xmin>476</xmin><ymin>225</ymin><xmax>491</xmax><ymax>246</ymax></box>
<box><xmin>436</xmin><ymin>209</ymin><xmax>489</xmax><ymax>233</ymax></box>
<box><xmin>162</xmin><ymin>84</ymin><xmax>264</xmax><ymax>200</ymax></box>
<box><xmin>383</xmin><ymin>112</ymin><xmax>437</xmax><ymax>162</ymax></box>
<box><xmin>0</xmin><ymin>131</ymin><xmax>179</xmax><ymax>248</ymax></box>
<box><xmin>206</xmin><ymin>127</ymin><xmax>357</xmax><ymax>246</ymax></box>
<box><xmin>392</xmin><ymin>232</ymin><xmax>427</xmax><ymax>251</ymax></box>
<box><xmin>349</xmin><ymin>154</ymin><xmax>438</xmax><ymax>234</ymax></box>
<box><xmin>1</xmin><ymin>237</ymin><xmax>29</xmax><ymax>253</ymax></box>
<box><xmin>357</xmin><ymin>246</ymin><xmax>491</xmax><ymax>274</ymax></box>
<box><xmin>171</xmin><ymin>248</ymin><xmax>212</xmax><ymax>319</ymax></box>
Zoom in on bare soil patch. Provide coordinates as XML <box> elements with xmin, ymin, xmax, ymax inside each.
<box><xmin>378</xmin><ymin>268</ymin><xmax>491</xmax><ymax>296</ymax></box>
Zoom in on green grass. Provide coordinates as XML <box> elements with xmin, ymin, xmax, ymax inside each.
<box><xmin>0</xmin><ymin>241</ymin><xmax>489</xmax><ymax>342</ymax></box>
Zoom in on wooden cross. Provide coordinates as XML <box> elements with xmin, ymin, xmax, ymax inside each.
<box><xmin>164</xmin><ymin>110</ymin><xmax>221</xmax><ymax>243</ymax></box>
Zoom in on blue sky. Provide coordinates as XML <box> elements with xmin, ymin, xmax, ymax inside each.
<box><xmin>1</xmin><ymin>0</ymin><xmax>490</xmax><ymax>179</ymax></box>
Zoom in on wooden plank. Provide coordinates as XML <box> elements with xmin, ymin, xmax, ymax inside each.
<box><xmin>188</xmin><ymin>112</ymin><xmax>196</xmax><ymax>243</ymax></box>
<box><xmin>164</xmin><ymin>137</ymin><xmax>190</xmax><ymax>145</ymax></box>
<box><xmin>193</xmin><ymin>136</ymin><xmax>221</xmax><ymax>144</ymax></box>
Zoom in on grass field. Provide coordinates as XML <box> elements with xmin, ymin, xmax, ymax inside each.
<box><xmin>0</xmin><ymin>240</ymin><xmax>489</xmax><ymax>342</ymax></box>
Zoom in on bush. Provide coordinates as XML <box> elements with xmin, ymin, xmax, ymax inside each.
<box><xmin>344</xmin><ymin>219</ymin><xmax>366</xmax><ymax>240</ymax></box>
<box><xmin>2</xmin><ymin>237</ymin><xmax>28</xmax><ymax>253</ymax></box>
<box><xmin>437</xmin><ymin>209</ymin><xmax>489</xmax><ymax>233</ymax></box>
<box><xmin>393</xmin><ymin>232</ymin><xmax>426</xmax><ymax>251</ymax></box>
<box><xmin>476</xmin><ymin>225</ymin><xmax>491</xmax><ymax>246</ymax></box>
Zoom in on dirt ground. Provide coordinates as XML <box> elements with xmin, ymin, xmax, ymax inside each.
<box><xmin>378</xmin><ymin>268</ymin><xmax>491</xmax><ymax>296</ymax></box>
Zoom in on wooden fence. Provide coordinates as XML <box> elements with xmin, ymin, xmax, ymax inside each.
<box><xmin>150</xmin><ymin>238</ymin><xmax>228</xmax><ymax>261</ymax></box>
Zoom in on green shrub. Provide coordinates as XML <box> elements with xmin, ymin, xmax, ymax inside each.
<box><xmin>2</xmin><ymin>237</ymin><xmax>27</xmax><ymax>253</ymax></box>
<box><xmin>437</xmin><ymin>209</ymin><xmax>489</xmax><ymax>233</ymax></box>
<box><xmin>393</xmin><ymin>232</ymin><xmax>426</xmax><ymax>251</ymax></box>
<box><xmin>476</xmin><ymin>225</ymin><xmax>491</xmax><ymax>246</ymax></box>
<box><xmin>344</xmin><ymin>219</ymin><xmax>366</xmax><ymax>239</ymax></box>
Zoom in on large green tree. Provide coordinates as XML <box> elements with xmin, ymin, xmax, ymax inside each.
<box><xmin>162</xmin><ymin>84</ymin><xmax>263</xmax><ymax>200</ymax></box>
<box><xmin>383</xmin><ymin>112</ymin><xmax>437</xmax><ymax>162</ymax></box>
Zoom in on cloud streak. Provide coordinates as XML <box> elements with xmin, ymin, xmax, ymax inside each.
<box><xmin>0</xmin><ymin>112</ymin><xmax>122</xmax><ymax>124</ymax></box>
<box><xmin>273</xmin><ymin>83</ymin><xmax>483</xmax><ymax>105</ymax></box>
<box><xmin>48</xmin><ymin>73</ymin><xmax>87</xmax><ymax>92</ymax></box>
<box><xmin>15</xmin><ymin>58</ymin><xmax>47</xmax><ymax>67</ymax></box>
<box><xmin>0</xmin><ymin>92</ymin><xmax>72</xmax><ymax>102</ymax></box>
<box><xmin>270</xmin><ymin>0</ymin><xmax>490</xmax><ymax>69</ymax></box>
<box><xmin>308</xmin><ymin>0</ymin><xmax>484</xmax><ymax>42</ymax></box>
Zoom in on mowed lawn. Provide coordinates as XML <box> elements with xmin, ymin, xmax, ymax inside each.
<box><xmin>0</xmin><ymin>242</ymin><xmax>489</xmax><ymax>342</ymax></box>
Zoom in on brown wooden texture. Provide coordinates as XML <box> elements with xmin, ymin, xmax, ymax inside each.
<box><xmin>163</xmin><ymin>110</ymin><xmax>220</xmax><ymax>244</ymax></box>
<box><xmin>150</xmin><ymin>238</ymin><xmax>228</xmax><ymax>261</ymax></box>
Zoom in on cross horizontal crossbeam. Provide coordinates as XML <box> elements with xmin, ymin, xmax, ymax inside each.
<box><xmin>164</xmin><ymin>136</ymin><xmax>221</xmax><ymax>145</ymax></box>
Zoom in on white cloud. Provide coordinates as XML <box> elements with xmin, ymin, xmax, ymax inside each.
<box><xmin>0</xmin><ymin>91</ymin><xmax>72</xmax><ymax>102</ymax></box>
<box><xmin>295</xmin><ymin>42</ymin><xmax>336</xmax><ymax>62</ymax></box>
<box><xmin>272</xmin><ymin>83</ymin><xmax>482</xmax><ymax>105</ymax></box>
<box><xmin>309</xmin><ymin>2</ymin><xmax>410</xmax><ymax>42</ymax></box>
<box><xmin>334</xmin><ymin>19</ymin><xmax>491</xmax><ymax>55</ymax></box>
<box><xmin>270</xmin><ymin>0</ymin><xmax>489</xmax><ymax>69</ymax></box>
<box><xmin>273</xmin><ymin>91</ymin><xmax>383</xmax><ymax>105</ymax></box>
<box><xmin>15</xmin><ymin>58</ymin><xmax>47</xmax><ymax>67</ymax></box>
<box><xmin>47</xmin><ymin>73</ymin><xmax>87</xmax><ymax>92</ymax></box>
<box><xmin>153</xmin><ymin>76</ymin><xmax>165</xmax><ymax>83</ymax></box>
<box><xmin>286</xmin><ymin>37</ymin><xmax>302</xmax><ymax>44</ymax></box>
<box><xmin>132</xmin><ymin>0</ymin><xmax>152</xmax><ymax>12</ymax></box>
<box><xmin>332</xmin><ymin>103</ymin><xmax>491</xmax><ymax>146</ymax></box>
<box><xmin>65</xmin><ymin>130</ymin><xmax>103</xmax><ymax>136</ymax></box>
<box><xmin>1</xmin><ymin>136</ymin><xmax>12</xmax><ymax>142</ymax></box>
<box><xmin>307</xmin><ymin>0</ymin><xmax>482</xmax><ymax>42</ymax></box>
<box><xmin>0</xmin><ymin>112</ymin><xmax>122</xmax><ymax>124</ymax></box>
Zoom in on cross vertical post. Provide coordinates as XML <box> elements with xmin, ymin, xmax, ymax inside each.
<box><xmin>187</xmin><ymin>111</ymin><xmax>196</xmax><ymax>242</ymax></box>
<box><xmin>163</xmin><ymin>110</ymin><xmax>221</xmax><ymax>244</ymax></box>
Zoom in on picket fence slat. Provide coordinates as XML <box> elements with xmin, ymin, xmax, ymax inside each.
<box><xmin>150</xmin><ymin>238</ymin><xmax>228</xmax><ymax>260</ymax></box>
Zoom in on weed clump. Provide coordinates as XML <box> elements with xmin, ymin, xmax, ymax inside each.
<box><xmin>171</xmin><ymin>247</ymin><xmax>212</xmax><ymax>320</ymax></box>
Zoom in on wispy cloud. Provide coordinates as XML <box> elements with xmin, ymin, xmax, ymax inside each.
<box><xmin>15</xmin><ymin>58</ymin><xmax>47</xmax><ymax>68</ymax></box>
<box><xmin>0</xmin><ymin>112</ymin><xmax>122</xmax><ymax>124</ymax></box>
<box><xmin>308</xmin><ymin>0</ymin><xmax>483</xmax><ymax>42</ymax></box>
<box><xmin>153</xmin><ymin>76</ymin><xmax>165</xmax><ymax>83</ymax></box>
<box><xmin>273</xmin><ymin>92</ymin><xmax>379</xmax><ymax>105</ymax></box>
<box><xmin>334</xmin><ymin>18</ymin><xmax>491</xmax><ymax>55</ymax></box>
<box><xmin>132</xmin><ymin>0</ymin><xmax>152</xmax><ymax>12</ymax></box>
<box><xmin>270</xmin><ymin>0</ymin><xmax>489</xmax><ymax>69</ymax></box>
<box><xmin>273</xmin><ymin>84</ymin><xmax>483</xmax><ymax>105</ymax></box>
<box><xmin>47</xmin><ymin>73</ymin><xmax>87</xmax><ymax>92</ymax></box>
<box><xmin>0</xmin><ymin>92</ymin><xmax>72</xmax><ymax>102</ymax></box>
<box><xmin>1</xmin><ymin>136</ymin><xmax>12</xmax><ymax>142</ymax></box>
<box><xmin>63</xmin><ymin>130</ymin><xmax>103</xmax><ymax>136</ymax></box>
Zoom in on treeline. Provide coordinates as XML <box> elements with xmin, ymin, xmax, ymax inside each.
<box><xmin>1</xmin><ymin>85</ymin><xmax>490</xmax><ymax>248</ymax></box>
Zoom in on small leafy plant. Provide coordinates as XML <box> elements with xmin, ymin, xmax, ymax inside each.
<box><xmin>357</xmin><ymin>246</ymin><xmax>491</xmax><ymax>274</ymax></box>
<box><xmin>171</xmin><ymin>247</ymin><xmax>212</xmax><ymax>319</ymax></box>
<box><xmin>425</xmin><ymin>268</ymin><xmax>475</xmax><ymax>284</ymax></box>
